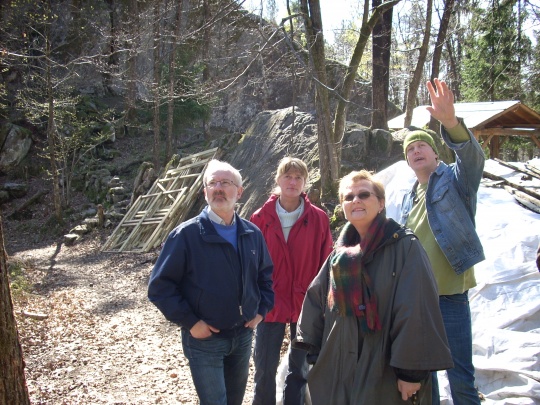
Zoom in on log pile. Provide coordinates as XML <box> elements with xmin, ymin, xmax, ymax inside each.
<box><xmin>483</xmin><ymin>158</ymin><xmax>540</xmax><ymax>214</ymax></box>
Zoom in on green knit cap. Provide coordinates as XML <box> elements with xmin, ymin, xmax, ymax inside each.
<box><xmin>403</xmin><ymin>130</ymin><xmax>438</xmax><ymax>158</ymax></box>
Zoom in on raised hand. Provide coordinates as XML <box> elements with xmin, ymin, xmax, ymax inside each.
<box><xmin>426</xmin><ymin>78</ymin><xmax>459</xmax><ymax>129</ymax></box>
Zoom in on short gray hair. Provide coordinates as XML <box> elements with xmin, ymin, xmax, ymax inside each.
<box><xmin>204</xmin><ymin>159</ymin><xmax>243</xmax><ymax>187</ymax></box>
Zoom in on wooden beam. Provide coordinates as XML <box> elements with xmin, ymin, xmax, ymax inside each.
<box><xmin>492</xmin><ymin>135</ymin><xmax>500</xmax><ymax>159</ymax></box>
<box><xmin>475</xmin><ymin>128</ymin><xmax>540</xmax><ymax>137</ymax></box>
<box><xmin>483</xmin><ymin>171</ymin><xmax>540</xmax><ymax>201</ymax></box>
<box><xmin>494</xmin><ymin>158</ymin><xmax>540</xmax><ymax>181</ymax></box>
<box><xmin>483</xmin><ymin>134</ymin><xmax>496</xmax><ymax>145</ymax></box>
<box><xmin>504</xmin><ymin>186</ymin><xmax>540</xmax><ymax>214</ymax></box>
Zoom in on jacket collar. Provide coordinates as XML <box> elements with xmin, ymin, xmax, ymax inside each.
<box><xmin>262</xmin><ymin>193</ymin><xmax>311</xmax><ymax>221</ymax></box>
<box><xmin>338</xmin><ymin>219</ymin><xmax>410</xmax><ymax>264</ymax></box>
<box><xmin>198</xmin><ymin>206</ymin><xmax>253</xmax><ymax>238</ymax></box>
<box><xmin>410</xmin><ymin>160</ymin><xmax>449</xmax><ymax>196</ymax></box>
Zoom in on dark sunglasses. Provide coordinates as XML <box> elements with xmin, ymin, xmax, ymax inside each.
<box><xmin>343</xmin><ymin>191</ymin><xmax>376</xmax><ymax>202</ymax></box>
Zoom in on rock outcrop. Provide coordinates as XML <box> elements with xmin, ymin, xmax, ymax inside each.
<box><xmin>0</xmin><ymin>124</ymin><xmax>32</xmax><ymax>171</ymax></box>
<box><xmin>225</xmin><ymin>108</ymin><xmax>404</xmax><ymax>218</ymax></box>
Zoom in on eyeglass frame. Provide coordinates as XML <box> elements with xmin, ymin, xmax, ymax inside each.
<box><xmin>204</xmin><ymin>179</ymin><xmax>238</xmax><ymax>189</ymax></box>
<box><xmin>342</xmin><ymin>191</ymin><xmax>377</xmax><ymax>202</ymax></box>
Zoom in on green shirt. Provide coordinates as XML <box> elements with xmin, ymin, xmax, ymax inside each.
<box><xmin>446</xmin><ymin>121</ymin><xmax>470</xmax><ymax>143</ymax></box>
<box><xmin>406</xmin><ymin>183</ymin><xmax>477</xmax><ymax>295</ymax></box>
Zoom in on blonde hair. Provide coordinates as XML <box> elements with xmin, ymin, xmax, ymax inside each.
<box><xmin>272</xmin><ymin>157</ymin><xmax>309</xmax><ymax>195</ymax></box>
<box><xmin>338</xmin><ymin>170</ymin><xmax>385</xmax><ymax>204</ymax></box>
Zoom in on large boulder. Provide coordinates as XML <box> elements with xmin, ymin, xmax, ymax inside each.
<box><xmin>228</xmin><ymin>108</ymin><xmax>319</xmax><ymax>217</ymax></box>
<box><xmin>0</xmin><ymin>124</ymin><xmax>32</xmax><ymax>171</ymax></box>
<box><xmin>226</xmin><ymin>108</ymin><xmax>404</xmax><ymax>218</ymax></box>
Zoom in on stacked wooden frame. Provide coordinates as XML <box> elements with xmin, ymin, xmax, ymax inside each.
<box><xmin>102</xmin><ymin>147</ymin><xmax>219</xmax><ymax>253</ymax></box>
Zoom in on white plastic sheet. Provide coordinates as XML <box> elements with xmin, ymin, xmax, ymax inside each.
<box><xmin>378</xmin><ymin>160</ymin><xmax>540</xmax><ymax>405</ymax></box>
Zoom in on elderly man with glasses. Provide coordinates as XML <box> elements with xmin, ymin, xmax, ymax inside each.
<box><xmin>148</xmin><ymin>159</ymin><xmax>274</xmax><ymax>405</ymax></box>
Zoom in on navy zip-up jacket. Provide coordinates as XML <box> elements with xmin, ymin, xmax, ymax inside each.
<box><xmin>148</xmin><ymin>206</ymin><xmax>274</xmax><ymax>332</ymax></box>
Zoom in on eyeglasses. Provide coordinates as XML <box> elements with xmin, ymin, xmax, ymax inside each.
<box><xmin>343</xmin><ymin>191</ymin><xmax>376</xmax><ymax>202</ymax></box>
<box><xmin>205</xmin><ymin>180</ymin><xmax>237</xmax><ymax>189</ymax></box>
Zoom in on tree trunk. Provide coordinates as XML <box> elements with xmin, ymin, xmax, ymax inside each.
<box><xmin>300</xmin><ymin>0</ymin><xmax>339</xmax><ymax>199</ymax></box>
<box><xmin>286</xmin><ymin>0</ymin><xmax>298</xmax><ymax>143</ymax></box>
<box><xmin>0</xmin><ymin>213</ymin><xmax>31</xmax><ymax>404</ymax></box>
<box><xmin>370</xmin><ymin>0</ymin><xmax>394</xmax><ymax>130</ymax></box>
<box><xmin>334</xmin><ymin>0</ymin><xmax>400</xmax><ymax>154</ymax></box>
<box><xmin>125</xmin><ymin>0</ymin><xmax>139</xmax><ymax>124</ymax></box>
<box><xmin>104</xmin><ymin>0</ymin><xmax>119</xmax><ymax>93</ymax></box>
<box><xmin>201</xmin><ymin>0</ymin><xmax>212</xmax><ymax>140</ymax></box>
<box><xmin>300</xmin><ymin>0</ymin><xmax>400</xmax><ymax>198</ymax></box>
<box><xmin>166</xmin><ymin>0</ymin><xmax>184</xmax><ymax>163</ymax></box>
<box><xmin>445</xmin><ymin>37</ymin><xmax>460</xmax><ymax>99</ymax></box>
<box><xmin>45</xmin><ymin>10</ymin><xmax>63</xmax><ymax>222</ymax></box>
<box><xmin>152</xmin><ymin>2</ymin><xmax>162</xmax><ymax>168</ymax></box>
<box><xmin>403</xmin><ymin>0</ymin><xmax>433</xmax><ymax>128</ymax></box>
<box><xmin>429</xmin><ymin>0</ymin><xmax>455</xmax><ymax>133</ymax></box>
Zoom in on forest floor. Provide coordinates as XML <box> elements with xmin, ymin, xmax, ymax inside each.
<box><xmin>3</xmin><ymin>131</ymin><xmax>288</xmax><ymax>404</ymax></box>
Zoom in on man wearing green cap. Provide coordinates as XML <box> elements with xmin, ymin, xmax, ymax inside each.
<box><xmin>399</xmin><ymin>78</ymin><xmax>485</xmax><ymax>405</ymax></box>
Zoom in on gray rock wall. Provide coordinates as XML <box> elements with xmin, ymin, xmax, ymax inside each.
<box><xmin>44</xmin><ymin>3</ymin><xmax>400</xmax><ymax>136</ymax></box>
<box><xmin>225</xmin><ymin>108</ymin><xmax>404</xmax><ymax>218</ymax></box>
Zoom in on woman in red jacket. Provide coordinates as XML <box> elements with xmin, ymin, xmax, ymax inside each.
<box><xmin>251</xmin><ymin>157</ymin><xmax>333</xmax><ymax>405</ymax></box>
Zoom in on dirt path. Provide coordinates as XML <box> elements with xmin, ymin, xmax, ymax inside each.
<box><xmin>9</xmin><ymin>230</ymin><xmax>258</xmax><ymax>404</ymax></box>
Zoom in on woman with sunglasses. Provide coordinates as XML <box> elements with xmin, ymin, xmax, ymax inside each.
<box><xmin>293</xmin><ymin>170</ymin><xmax>453</xmax><ymax>404</ymax></box>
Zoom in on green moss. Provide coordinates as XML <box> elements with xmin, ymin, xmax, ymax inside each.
<box><xmin>7</xmin><ymin>259</ymin><xmax>32</xmax><ymax>296</ymax></box>
<box><xmin>329</xmin><ymin>204</ymin><xmax>346</xmax><ymax>230</ymax></box>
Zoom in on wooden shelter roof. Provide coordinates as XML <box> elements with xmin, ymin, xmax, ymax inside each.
<box><xmin>388</xmin><ymin>101</ymin><xmax>540</xmax><ymax>156</ymax></box>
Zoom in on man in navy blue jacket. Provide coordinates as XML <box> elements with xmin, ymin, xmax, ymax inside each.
<box><xmin>148</xmin><ymin>159</ymin><xmax>274</xmax><ymax>405</ymax></box>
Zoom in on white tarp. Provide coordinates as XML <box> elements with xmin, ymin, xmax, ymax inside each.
<box><xmin>378</xmin><ymin>160</ymin><xmax>540</xmax><ymax>405</ymax></box>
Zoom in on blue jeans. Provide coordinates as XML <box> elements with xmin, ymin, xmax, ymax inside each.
<box><xmin>432</xmin><ymin>292</ymin><xmax>480</xmax><ymax>405</ymax></box>
<box><xmin>181</xmin><ymin>327</ymin><xmax>253</xmax><ymax>405</ymax></box>
<box><xmin>252</xmin><ymin>322</ymin><xmax>308</xmax><ymax>405</ymax></box>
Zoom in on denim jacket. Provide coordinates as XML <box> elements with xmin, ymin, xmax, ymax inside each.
<box><xmin>399</xmin><ymin>120</ymin><xmax>486</xmax><ymax>275</ymax></box>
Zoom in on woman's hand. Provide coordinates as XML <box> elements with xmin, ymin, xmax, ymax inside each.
<box><xmin>397</xmin><ymin>379</ymin><xmax>421</xmax><ymax>401</ymax></box>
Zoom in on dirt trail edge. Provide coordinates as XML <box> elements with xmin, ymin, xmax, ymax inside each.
<box><xmin>10</xmin><ymin>231</ymin><xmax>257</xmax><ymax>404</ymax></box>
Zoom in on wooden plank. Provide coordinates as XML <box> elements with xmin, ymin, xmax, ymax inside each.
<box><xmin>494</xmin><ymin>158</ymin><xmax>540</xmax><ymax>181</ymax></box>
<box><xmin>143</xmin><ymin>171</ymin><xmax>207</xmax><ymax>250</ymax></box>
<box><xmin>142</xmin><ymin>187</ymin><xmax>191</xmax><ymax>251</ymax></box>
<box><xmin>101</xmin><ymin>193</ymin><xmax>144</xmax><ymax>251</ymax></box>
<box><xmin>483</xmin><ymin>169</ymin><xmax>540</xmax><ymax>201</ymax></box>
<box><xmin>481</xmin><ymin>179</ymin><xmax>505</xmax><ymax>187</ymax></box>
<box><xmin>117</xmin><ymin>191</ymin><xmax>164</xmax><ymax>252</ymax></box>
<box><xmin>504</xmin><ymin>185</ymin><xmax>540</xmax><ymax>214</ymax></box>
<box><xmin>102</xmin><ymin>147</ymin><xmax>218</xmax><ymax>253</ymax></box>
<box><xmin>525</xmin><ymin>159</ymin><xmax>540</xmax><ymax>177</ymax></box>
<box><xmin>166</xmin><ymin>161</ymin><xmax>212</xmax><ymax>176</ymax></box>
<box><xmin>159</xmin><ymin>173</ymin><xmax>200</xmax><ymax>182</ymax></box>
<box><xmin>478</xmin><ymin>128</ymin><xmax>540</xmax><ymax>136</ymax></box>
<box><xmin>484</xmin><ymin>159</ymin><xmax>540</xmax><ymax>185</ymax></box>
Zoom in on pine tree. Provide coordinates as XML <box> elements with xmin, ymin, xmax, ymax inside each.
<box><xmin>462</xmin><ymin>0</ymin><xmax>531</xmax><ymax>101</ymax></box>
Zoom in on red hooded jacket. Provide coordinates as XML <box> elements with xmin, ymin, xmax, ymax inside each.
<box><xmin>250</xmin><ymin>193</ymin><xmax>333</xmax><ymax>323</ymax></box>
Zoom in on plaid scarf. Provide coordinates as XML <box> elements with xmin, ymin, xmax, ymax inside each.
<box><xmin>327</xmin><ymin>213</ymin><xmax>389</xmax><ymax>331</ymax></box>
